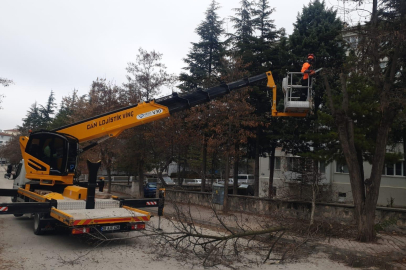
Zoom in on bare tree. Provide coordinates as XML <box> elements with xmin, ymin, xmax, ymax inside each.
<box><xmin>0</xmin><ymin>77</ymin><xmax>13</xmax><ymax>109</ymax></box>
<box><xmin>81</xmin><ymin>197</ymin><xmax>290</xmax><ymax>268</ymax></box>
<box><xmin>126</xmin><ymin>48</ymin><xmax>177</xmax><ymax>101</ymax></box>
<box><xmin>0</xmin><ymin>135</ymin><xmax>22</xmax><ymax>165</ymax></box>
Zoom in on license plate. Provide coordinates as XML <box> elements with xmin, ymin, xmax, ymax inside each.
<box><xmin>101</xmin><ymin>225</ymin><xmax>120</xmax><ymax>231</ymax></box>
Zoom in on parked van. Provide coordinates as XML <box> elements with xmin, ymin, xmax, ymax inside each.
<box><xmin>182</xmin><ymin>179</ymin><xmax>202</xmax><ymax>185</ymax></box>
<box><xmin>237</xmin><ymin>174</ymin><xmax>254</xmax><ymax>185</ymax></box>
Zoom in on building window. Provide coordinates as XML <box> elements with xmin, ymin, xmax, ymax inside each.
<box><xmin>383</xmin><ymin>161</ymin><xmax>404</xmax><ymax>176</ymax></box>
<box><xmin>275</xmin><ymin>157</ymin><xmax>281</xmax><ymax>170</ymax></box>
<box><xmin>287</xmin><ymin>157</ymin><xmax>302</xmax><ymax>171</ymax></box>
<box><xmin>319</xmin><ymin>161</ymin><xmax>326</xmax><ymax>174</ymax></box>
<box><xmin>336</xmin><ymin>162</ymin><xmax>349</xmax><ymax>173</ymax></box>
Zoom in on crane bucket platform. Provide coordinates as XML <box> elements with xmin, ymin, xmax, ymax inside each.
<box><xmin>282</xmin><ymin>72</ymin><xmax>312</xmax><ymax>114</ymax></box>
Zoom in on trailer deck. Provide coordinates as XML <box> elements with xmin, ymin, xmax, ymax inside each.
<box><xmin>16</xmin><ymin>187</ymin><xmax>151</xmax><ymax>227</ymax></box>
<box><xmin>51</xmin><ymin>206</ymin><xmax>150</xmax><ymax>226</ymax></box>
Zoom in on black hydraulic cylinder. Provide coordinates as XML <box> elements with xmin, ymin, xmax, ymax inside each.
<box><xmin>86</xmin><ymin>160</ymin><xmax>101</xmax><ymax>209</ymax></box>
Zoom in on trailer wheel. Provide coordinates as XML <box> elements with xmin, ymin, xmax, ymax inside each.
<box><xmin>33</xmin><ymin>213</ymin><xmax>45</xmax><ymax>235</ymax></box>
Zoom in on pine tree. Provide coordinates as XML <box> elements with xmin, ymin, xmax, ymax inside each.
<box><xmin>179</xmin><ymin>0</ymin><xmax>226</xmax><ymax>91</ymax></box>
<box><xmin>280</xmin><ymin>0</ymin><xmax>345</xmax><ymax>155</ymax></box>
<box><xmin>49</xmin><ymin>90</ymin><xmax>79</xmax><ymax>129</ymax></box>
<box><xmin>230</xmin><ymin>0</ymin><xmax>255</xmax><ymax>53</ymax></box>
<box><xmin>289</xmin><ymin>0</ymin><xmax>345</xmax><ymax>68</ymax></box>
<box><xmin>20</xmin><ymin>102</ymin><xmax>43</xmax><ymax>133</ymax></box>
<box><xmin>231</xmin><ymin>0</ymin><xmax>282</xmax><ymax>196</ymax></box>
<box><xmin>40</xmin><ymin>90</ymin><xmax>57</xmax><ymax>129</ymax></box>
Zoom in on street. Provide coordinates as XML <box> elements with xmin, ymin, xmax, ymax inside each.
<box><xmin>0</xmin><ymin>166</ymin><xmax>356</xmax><ymax>270</ymax></box>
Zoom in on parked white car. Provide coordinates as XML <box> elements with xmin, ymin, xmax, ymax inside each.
<box><xmin>182</xmin><ymin>179</ymin><xmax>202</xmax><ymax>185</ymax></box>
<box><xmin>237</xmin><ymin>174</ymin><xmax>254</xmax><ymax>185</ymax></box>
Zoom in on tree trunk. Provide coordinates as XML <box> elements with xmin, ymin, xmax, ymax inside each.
<box><xmin>254</xmin><ymin>126</ymin><xmax>260</xmax><ymax>197</ymax></box>
<box><xmin>201</xmin><ymin>135</ymin><xmax>207</xmax><ymax>192</ymax></box>
<box><xmin>138</xmin><ymin>160</ymin><xmax>144</xmax><ymax>198</ymax></box>
<box><xmin>403</xmin><ymin>126</ymin><xmax>406</xmax><ymax>177</ymax></box>
<box><xmin>268</xmin><ymin>145</ymin><xmax>276</xmax><ymax>198</ymax></box>
<box><xmin>106</xmin><ymin>166</ymin><xmax>112</xmax><ymax>194</ymax></box>
<box><xmin>177</xmin><ymin>153</ymin><xmax>181</xmax><ymax>186</ymax></box>
<box><xmin>223</xmin><ymin>151</ymin><xmax>230</xmax><ymax>213</ymax></box>
<box><xmin>233</xmin><ymin>143</ymin><xmax>239</xmax><ymax>195</ymax></box>
<box><xmin>355</xmin><ymin>203</ymin><xmax>376</xmax><ymax>242</ymax></box>
<box><xmin>223</xmin><ymin>123</ymin><xmax>231</xmax><ymax>213</ymax></box>
<box><xmin>310</xmin><ymin>183</ymin><xmax>316</xmax><ymax>226</ymax></box>
<box><xmin>310</xmin><ymin>159</ymin><xmax>318</xmax><ymax>226</ymax></box>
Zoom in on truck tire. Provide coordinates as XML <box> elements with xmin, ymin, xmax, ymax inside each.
<box><xmin>33</xmin><ymin>213</ymin><xmax>45</xmax><ymax>235</ymax></box>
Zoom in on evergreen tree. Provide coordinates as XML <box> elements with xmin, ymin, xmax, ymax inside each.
<box><xmin>288</xmin><ymin>0</ymin><xmax>345</xmax><ymax>117</ymax></box>
<box><xmin>231</xmin><ymin>0</ymin><xmax>282</xmax><ymax>196</ymax></box>
<box><xmin>230</xmin><ymin>0</ymin><xmax>255</xmax><ymax>52</ymax></box>
<box><xmin>252</xmin><ymin>0</ymin><xmax>279</xmax><ymax>73</ymax></box>
<box><xmin>20</xmin><ymin>102</ymin><xmax>43</xmax><ymax>133</ymax></box>
<box><xmin>40</xmin><ymin>90</ymin><xmax>57</xmax><ymax>129</ymax></box>
<box><xmin>179</xmin><ymin>0</ymin><xmax>226</xmax><ymax>91</ymax></box>
<box><xmin>19</xmin><ymin>91</ymin><xmax>57</xmax><ymax>133</ymax></box>
<box><xmin>49</xmin><ymin>90</ymin><xmax>79</xmax><ymax>130</ymax></box>
<box><xmin>289</xmin><ymin>0</ymin><xmax>345</xmax><ymax>69</ymax></box>
<box><xmin>279</xmin><ymin>0</ymin><xmax>345</xmax><ymax>155</ymax></box>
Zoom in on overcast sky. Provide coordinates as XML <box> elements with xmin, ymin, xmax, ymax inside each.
<box><xmin>0</xmin><ymin>0</ymin><xmax>365</xmax><ymax>130</ymax></box>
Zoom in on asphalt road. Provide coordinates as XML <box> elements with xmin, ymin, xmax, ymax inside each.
<box><xmin>0</xmin><ymin>166</ymin><xmax>354</xmax><ymax>270</ymax></box>
<box><xmin>0</xmin><ymin>166</ymin><xmax>188</xmax><ymax>270</ymax></box>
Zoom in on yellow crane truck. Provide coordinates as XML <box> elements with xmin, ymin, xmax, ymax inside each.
<box><xmin>0</xmin><ymin>71</ymin><xmax>310</xmax><ymax>235</ymax></box>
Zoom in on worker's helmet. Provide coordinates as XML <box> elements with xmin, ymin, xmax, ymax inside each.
<box><xmin>308</xmin><ymin>53</ymin><xmax>315</xmax><ymax>60</ymax></box>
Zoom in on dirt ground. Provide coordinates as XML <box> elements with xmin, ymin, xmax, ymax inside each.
<box><xmin>0</xmin><ymin>166</ymin><xmax>372</xmax><ymax>269</ymax></box>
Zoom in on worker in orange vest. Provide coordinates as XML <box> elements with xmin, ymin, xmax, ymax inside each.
<box><xmin>300</xmin><ymin>53</ymin><xmax>316</xmax><ymax>101</ymax></box>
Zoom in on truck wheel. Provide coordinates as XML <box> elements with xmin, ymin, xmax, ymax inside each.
<box><xmin>33</xmin><ymin>213</ymin><xmax>45</xmax><ymax>235</ymax></box>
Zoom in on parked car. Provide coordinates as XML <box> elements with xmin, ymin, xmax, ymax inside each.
<box><xmin>182</xmin><ymin>179</ymin><xmax>202</xmax><ymax>185</ymax></box>
<box><xmin>162</xmin><ymin>175</ymin><xmax>175</xmax><ymax>185</ymax></box>
<box><xmin>144</xmin><ymin>182</ymin><xmax>157</xmax><ymax>198</ymax></box>
<box><xmin>237</xmin><ymin>174</ymin><xmax>254</xmax><ymax>185</ymax></box>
